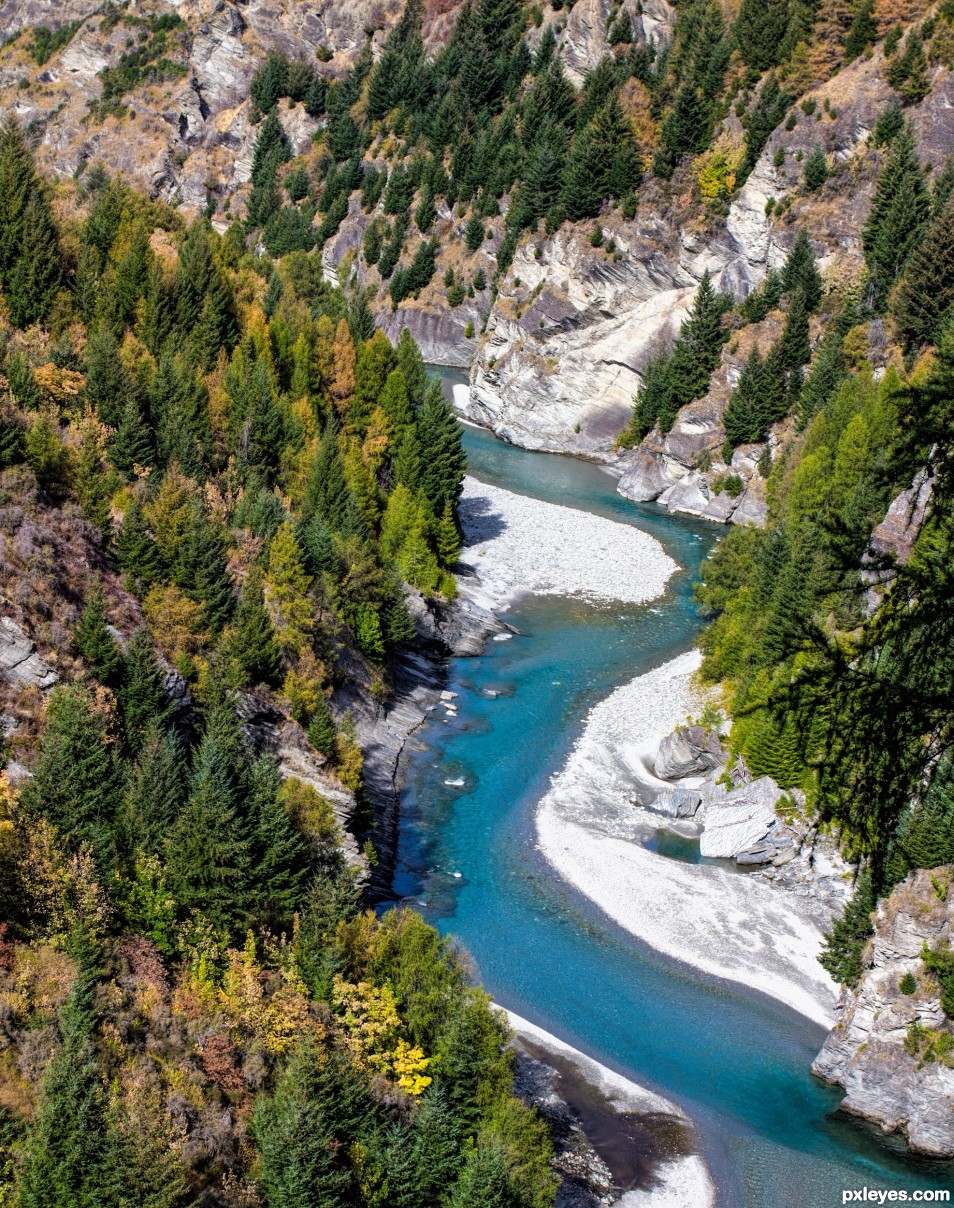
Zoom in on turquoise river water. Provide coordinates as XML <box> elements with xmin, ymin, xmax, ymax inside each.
<box><xmin>391</xmin><ymin>371</ymin><xmax>954</xmax><ymax>1207</ymax></box>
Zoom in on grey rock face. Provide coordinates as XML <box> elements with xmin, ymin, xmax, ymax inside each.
<box><xmin>654</xmin><ymin>725</ymin><xmax>723</xmax><ymax>779</ymax></box>
<box><xmin>812</xmin><ymin>867</ymin><xmax>954</xmax><ymax>1159</ymax></box>
<box><xmin>646</xmin><ymin>787</ymin><xmax>702</xmax><ymax>819</ymax></box>
<box><xmin>0</xmin><ymin>616</ymin><xmax>58</xmax><ymax>690</ymax></box>
<box><xmin>698</xmin><ymin>776</ymin><xmax>781</xmax><ymax>859</ymax></box>
<box><xmin>869</xmin><ymin>468</ymin><xmax>933</xmax><ymax>566</ymax></box>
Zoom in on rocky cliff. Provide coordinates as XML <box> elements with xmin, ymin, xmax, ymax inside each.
<box><xmin>812</xmin><ymin>866</ymin><xmax>954</xmax><ymax>1159</ymax></box>
<box><xmin>464</xmin><ymin>47</ymin><xmax>954</xmax><ymax>526</ymax></box>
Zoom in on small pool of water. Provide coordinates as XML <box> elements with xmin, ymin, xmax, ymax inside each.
<box><xmin>643</xmin><ymin>830</ymin><xmax>703</xmax><ymax>864</ymax></box>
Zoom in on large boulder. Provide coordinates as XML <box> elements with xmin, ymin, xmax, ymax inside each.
<box><xmin>698</xmin><ymin>776</ymin><xmax>781</xmax><ymax>858</ymax></box>
<box><xmin>653</xmin><ymin>725</ymin><xmax>723</xmax><ymax>779</ymax></box>
<box><xmin>645</xmin><ymin>787</ymin><xmax>702</xmax><ymax>819</ymax></box>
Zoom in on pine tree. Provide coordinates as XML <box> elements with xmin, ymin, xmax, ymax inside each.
<box><xmin>437</xmin><ymin>502</ymin><xmax>462</xmax><ymax>567</ymax></box>
<box><xmin>265</xmin><ymin>520</ymin><xmax>314</xmax><ymax>653</ymax></box>
<box><xmin>18</xmin><ymin>944</ymin><xmax>117</xmax><ymax>1208</ymax></box>
<box><xmin>176</xmin><ymin>505</ymin><xmax>235</xmax><ymax>634</ymax></box>
<box><xmin>110</xmin><ymin>391</ymin><xmax>155</xmax><ymax>478</ymax></box>
<box><xmin>621</xmin><ymin>351</ymin><xmax>675</xmax><ymax>442</ymax></box>
<box><xmin>415</xmin><ymin>184</ymin><xmax>436</xmax><ymax>234</ymax></box>
<box><xmin>6</xmin><ymin>350</ymin><xmax>41</xmax><ymax>410</ymax></box>
<box><xmin>741</xmin><ymin>74</ymin><xmax>791</xmax><ymax>179</ymax></box>
<box><xmin>251</xmin><ymin>50</ymin><xmax>289</xmax><ymax>112</ymax></box>
<box><xmin>165</xmin><ymin>718</ymin><xmax>253</xmax><ymax>934</ymax></box>
<box><xmin>307</xmin><ymin>694</ymin><xmax>337</xmax><ymax>761</ymax></box>
<box><xmin>254</xmin><ymin>1038</ymin><xmax>372</xmax><ymax>1208</ymax></box>
<box><xmin>417</xmin><ymin>378</ymin><xmax>467</xmax><ymax>515</ymax></box>
<box><xmin>723</xmin><ymin>347</ymin><xmax>767</xmax><ymax>447</ymax></box>
<box><xmin>781</xmin><ymin>230</ymin><xmax>822</xmax><ymax>312</ymax></box>
<box><xmin>0</xmin><ymin>400</ymin><xmax>23</xmax><ymax>468</ymax></box>
<box><xmin>893</xmin><ymin>197</ymin><xmax>954</xmax><ymax>348</ymax></box>
<box><xmin>247</xmin><ymin>755</ymin><xmax>310</xmax><ymax>924</ymax></box>
<box><xmin>862</xmin><ymin>122</ymin><xmax>931</xmax><ymax>311</ymax></box>
<box><xmin>734</xmin><ymin>0</ymin><xmax>788</xmax><ymax>71</ymax></box>
<box><xmin>899</xmin><ymin>771</ymin><xmax>954</xmax><ymax>870</ymax></box>
<box><xmin>396</xmin><ymin>326</ymin><xmax>428</xmax><ymax>407</ymax></box>
<box><xmin>820</xmin><ymin>874</ymin><xmax>876</xmax><ymax>987</ymax></box>
<box><xmin>231</xmin><ymin>568</ymin><xmax>283</xmax><ymax>687</ymax></box>
<box><xmin>465</xmin><ymin>211</ymin><xmax>485</xmax><ymax>252</ymax></box>
<box><xmin>844</xmin><ymin>0</ymin><xmax>877</xmax><ymax>61</ymax></box>
<box><xmin>83</xmin><ymin>328</ymin><xmax>127</xmax><ymax>429</ymax></box>
<box><xmin>300</xmin><ymin>514</ymin><xmax>338</xmax><ymax>577</ymax></box>
<box><xmin>20</xmin><ymin>685</ymin><xmax>122</xmax><ymax>868</ymax></box>
<box><xmin>116</xmin><ymin>503</ymin><xmax>163</xmax><ymax>596</ymax></box>
<box><xmin>798</xmin><ymin>326</ymin><xmax>846</xmax><ymax>427</ymax></box>
<box><xmin>305</xmin><ymin>428</ymin><xmax>352</xmax><ymax>531</ymax></box>
<box><xmin>73</xmin><ymin>579</ymin><xmax>121</xmax><ymax>684</ymax></box>
<box><xmin>449</xmin><ymin>1142</ymin><xmax>521</xmax><ymax>1208</ymax></box>
<box><xmin>7</xmin><ymin>187</ymin><xmax>61</xmax><ymax>329</ymax></box>
<box><xmin>0</xmin><ymin>117</ymin><xmax>62</xmax><ymax>329</ymax></box>
<box><xmin>778</xmin><ymin>287</ymin><xmax>811</xmax><ymax>370</ymax></box>
<box><xmin>0</xmin><ymin>115</ymin><xmax>35</xmax><ymax>294</ymax></box>
<box><xmin>664</xmin><ymin>271</ymin><xmax>729</xmax><ymax>427</ymax></box>
<box><xmin>118</xmin><ymin>627</ymin><xmax>171</xmax><ymax>753</ymax></box>
<box><xmin>803</xmin><ymin>145</ymin><xmax>828</xmax><ymax>193</ymax></box>
<box><xmin>121</xmin><ymin>725</ymin><xmax>186</xmax><ymax>857</ymax></box>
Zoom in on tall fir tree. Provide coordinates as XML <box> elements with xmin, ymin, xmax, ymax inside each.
<box><xmin>73</xmin><ymin>579</ymin><xmax>121</xmax><ymax>684</ymax></box>
<box><xmin>118</xmin><ymin>627</ymin><xmax>171</xmax><ymax>753</ymax></box>
<box><xmin>254</xmin><ymin>1038</ymin><xmax>373</xmax><ymax>1208</ymax></box>
<box><xmin>121</xmin><ymin>724</ymin><xmax>187</xmax><ymax>857</ymax></box>
<box><xmin>20</xmin><ymin>685</ymin><xmax>122</xmax><ymax>869</ymax></box>
<box><xmin>230</xmin><ymin>568</ymin><xmax>283</xmax><ymax>687</ymax></box>
<box><xmin>893</xmin><ymin>197</ymin><xmax>954</xmax><ymax>348</ymax></box>
<box><xmin>862</xmin><ymin>122</ymin><xmax>931</xmax><ymax>311</ymax></box>
<box><xmin>18</xmin><ymin>940</ymin><xmax>118</xmax><ymax>1208</ymax></box>
<box><xmin>116</xmin><ymin>503</ymin><xmax>163</xmax><ymax>596</ymax></box>
<box><xmin>176</xmin><ymin>505</ymin><xmax>235</xmax><ymax>634</ymax></box>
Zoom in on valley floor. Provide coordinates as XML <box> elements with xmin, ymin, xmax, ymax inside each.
<box><xmin>457</xmin><ymin>476</ymin><xmax>838</xmax><ymax>1029</ymax></box>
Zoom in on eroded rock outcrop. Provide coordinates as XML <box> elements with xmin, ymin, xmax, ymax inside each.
<box><xmin>0</xmin><ymin>616</ymin><xmax>58</xmax><ymax>691</ymax></box>
<box><xmin>812</xmin><ymin>867</ymin><xmax>954</xmax><ymax>1159</ymax></box>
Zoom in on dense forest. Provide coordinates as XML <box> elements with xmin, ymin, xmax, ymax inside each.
<box><xmin>0</xmin><ymin>113</ymin><xmax>556</xmax><ymax>1206</ymax></box>
<box><xmin>2</xmin><ymin>0</ymin><xmax>954</xmax><ymax>1191</ymax></box>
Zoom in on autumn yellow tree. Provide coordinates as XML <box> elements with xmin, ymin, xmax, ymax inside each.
<box><xmin>264</xmin><ymin>520</ymin><xmax>314</xmax><ymax>652</ymax></box>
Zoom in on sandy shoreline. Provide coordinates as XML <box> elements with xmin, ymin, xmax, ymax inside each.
<box><xmin>458</xmin><ymin>476</ymin><xmax>678</xmax><ymax>609</ymax></box>
<box><xmin>534</xmin><ymin>653</ymin><xmax>838</xmax><ymax>1028</ymax></box>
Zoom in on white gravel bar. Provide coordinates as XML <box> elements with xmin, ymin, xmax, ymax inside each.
<box><xmin>501</xmin><ymin>1008</ymin><xmax>716</xmax><ymax>1208</ymax></box>
<box><xmin>458</xmin><ymin>476</ymin><xmax>678</xmax><ymax>608</ymax></box>
<box><xmin>535</xmin><ymin>651</ymin><xmax>839</xmax><ymax>1028</ymax></box>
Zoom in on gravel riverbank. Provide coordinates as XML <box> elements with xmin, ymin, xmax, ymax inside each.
<box><xmin>458</xmin><ymin>476</ymin><xmax>678</xmax><ymax>608</ymax></box>
<box><xmin>534</xmin><ymin>652</ymin><xmax>839</xmax><ymax>1028</ymax></box>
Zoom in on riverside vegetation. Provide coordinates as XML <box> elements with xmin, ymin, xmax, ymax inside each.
<box><xmin>0</xmin><ymin>118</ymin><xmax>556</xmax><ymax>1207</ymax></box>
<box><xmin>1</xmin><ymin>0</ymin><xmax>954</xmax><ymax>1186</ymax></box>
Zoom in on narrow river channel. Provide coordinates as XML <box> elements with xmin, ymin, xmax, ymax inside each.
<box><xmin>392</xmin><ymin>370</ymin><xmax>954</xmax><ymax>1207</ymax></box>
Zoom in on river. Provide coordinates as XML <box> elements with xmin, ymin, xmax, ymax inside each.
<box><xmin>393</xmin><ymin>370</ymin><xmax>953</xmax><ymax>1207</ymax></box>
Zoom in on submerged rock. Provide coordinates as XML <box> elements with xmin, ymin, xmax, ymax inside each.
<box><xmin>812</xmin><ymin>867</ymin><xmax>954</xmax><ymax>1159</ymax></box>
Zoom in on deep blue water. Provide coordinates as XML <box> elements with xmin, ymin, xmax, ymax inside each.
<box><xmin>393</xmin><ymin>371</ymin><xmax>954</xmax><ymax>1206</ymax></box>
